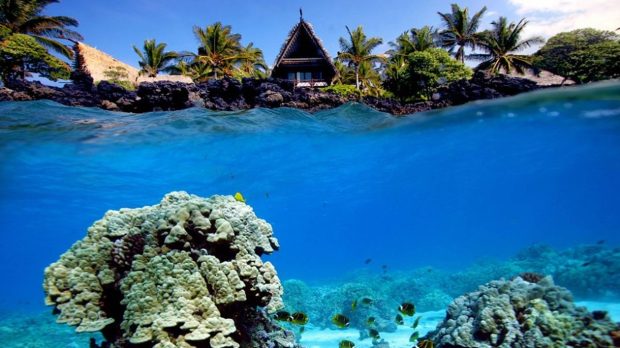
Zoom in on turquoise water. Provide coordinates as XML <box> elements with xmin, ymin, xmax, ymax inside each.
<box><xmin>1</xmin><ymin>82</ymin><xmax>620</xmax><ymax>345</ymax></box>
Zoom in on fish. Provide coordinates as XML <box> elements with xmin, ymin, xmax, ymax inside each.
<box><xmin>351</xmin><ymin>299</ymin><xmax>358</xmax><ymax>311</ymax></box>
<box><xmin>332</xmin><ymin>314</ymin><xmax>350</xmax><ymax>328</ymax></box>
<box><xmin>417</xmin><ymin>339</ymin><xmax>434</xmax><ymax>348</ymax></box>
<box><xmin>360</xmin><ymin>297</ymin><xmax>373</xmax><ymax>305</ymax></box>
<box><xmin>290</xmin><ymin>312</ymin><xmax>308</xmax><ymax>325</ymax></box>
<box><xmin>234</xmin><ymin>192</ymin><xmax>245</xmax><ymax>203</ymax></box>
<box><xmin>410</xmin><ymin>331</ymin><xmax>420</xmax><ymax>342</ymax></box>
<box><xmin>366</xmin><ymin>316</ymin><xmax>376</xmax><ymax>326</ymax></box>
<box><xmin>399</xmin><ymin>302</ymin><xmax>416</xmax><ymax>316</ymax></box>
<box><xmin>395</xmin><ymin>313</ymin><xmax>404</xmax><ymax>325</ymax></box>
<box><xmin>273</xmin><ymin>311</ymin><xmax>291</xmax><ymax>322</ymax></box>
<box><xmin>299</xmin><ymin>326</ymin><xmax>305</xmax><ymax>333</ymax></box>
<box><xmin>339</xmin><ymin>340</ymin><xmax>355</xmax><ymax>348</ymax></box>
<box><xmin>364</xmin><ymin>258</ymin><xmax>372</xmax><ymax>264</ymax></box>
<box><xmin>412</xmin><ymin>316</ymin><xmax>421</xmax><ymax>329</ymax></box>
<box><xmin>368</xmin><ymin>328</ymin><xmax>380</xmax><ymax>339</ymax></box>
<box><xmin>597</xmin><ymin>239</ymin><xmax>606</xmax><ymax>245</ymax></box>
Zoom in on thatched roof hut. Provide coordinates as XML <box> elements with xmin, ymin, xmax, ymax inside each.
<box><xmin>74</xmin><ymin>42</ymin><xmax>192</xmax><ymax>85</ymax></box>
<box><xmin>271</xmin><ymin>14</ymin><xmax>337</xmax><ymax>87</ymax></box>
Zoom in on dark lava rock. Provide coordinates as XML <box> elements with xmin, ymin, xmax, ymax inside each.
<box><xmin>136</xmin><ymin>81</ymin><xmax>191</xmax><ymax>112</ymax></box>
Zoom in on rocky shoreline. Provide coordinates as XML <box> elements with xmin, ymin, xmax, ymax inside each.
<box><xmin>0</xmin><ymin>71</ymin><xmax>545</xmax><ymax>115</ymax></box>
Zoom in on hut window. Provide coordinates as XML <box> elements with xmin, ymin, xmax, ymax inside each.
<box><xmin>303</xmin><ymin>72</ymin><xmax>312</xmax><ymax>81</ymax></box>
<box><xmin>288</xmin><ymin>72</ymin><xmax>295</xmax><ymax>80</ymax></box>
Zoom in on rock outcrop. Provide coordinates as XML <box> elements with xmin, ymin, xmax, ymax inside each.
<box><xmin>0</xmin><ymin>73</ymin><xmax>545</xmax><ymax>115</ymax></box>
<box><xmin>43</xmin><ymin>192</ymin><xmax>299</xmax><ymax>348</ymax></box>
<box><xmin>425</xmin><ymin>275</ymin><xmax>619</xmax><ymax>347</ymax></box>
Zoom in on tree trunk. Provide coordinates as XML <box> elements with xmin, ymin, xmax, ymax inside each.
<box><xmin>355</xmin><ymin>65</ymin><xmax>360</xmax><ymax>90</ymax></box>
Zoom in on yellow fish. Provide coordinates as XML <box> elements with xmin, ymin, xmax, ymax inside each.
<box><xmin>234</xmin><ymin>192</ymin><xmax>246</xmax><ymax>203</ymax></box>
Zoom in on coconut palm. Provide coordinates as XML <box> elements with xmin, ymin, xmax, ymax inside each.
<box><xmin>236</xmin><ymin>43</ymin><xmax>268</xmax><ymax>78</ymax></box>
<box><xmin>193</xmin><ymin>22</ymin><xmax>242</xmax><ymax>79</ymax></box>
<box><xmin>472</xmin><ymin>17</ymin><xmax>544</xmax><ymax>74</ymax></box>
<box><xmin>0</xmin><ymin>0</ymin><xmax>82</xmax><ymax>59</ymax></box>
<box><xmin>169</xmin><ymin>60</ymin><xmax>212</xmax><ymax>82</ymax></box>
<box><xmin>437</xmin><ymin>4</ymin><xmax>487</xmax><ymax>63</ymax></box>
<box><xmin>337</xmin><ymin>25</ymin><xmax>384</xmax><ymax>90</ymax></box>
<box><xmin>388</xmin><ymin>26</ymin><xmax>438</xmax><ymax>57</ymax></box>
<box><xmin>132</xmin><ymin>39</ymin><xmax>178</xmax><ymax>78</ymax></box>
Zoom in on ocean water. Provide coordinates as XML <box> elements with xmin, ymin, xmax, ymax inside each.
<box><xmin>1</xmin><ymin>81</ymin><xmax>620</xmax><ymax>346</ymax></box>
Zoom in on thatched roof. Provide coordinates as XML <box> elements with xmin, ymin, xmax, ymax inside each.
<box><xmin>75</xmin><ymin>42</ymin><xmax>192</xmax><ymax>84</ymax></box>
<box><xmin>271</xmin><ymin>18</ymin><xmax>337</xmax><ymax>77</ymax></box>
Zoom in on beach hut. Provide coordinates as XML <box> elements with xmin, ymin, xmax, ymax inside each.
<box><xmin>271</xmin><ymin>12</ymin><xmax>337</xmax><ymax>87</ymax></box>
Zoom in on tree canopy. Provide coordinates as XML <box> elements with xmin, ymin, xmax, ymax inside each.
<box><xmin>535</xmin><ymin>28</ymin><xmax>620</xmax><ymax>83</ymax></box>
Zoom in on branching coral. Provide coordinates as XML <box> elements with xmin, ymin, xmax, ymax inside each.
<box><xmin>43</xmin><ymin>192</ymin><xmax>298</xmax><ymax>348</ymax></box>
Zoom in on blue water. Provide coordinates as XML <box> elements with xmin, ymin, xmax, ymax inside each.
<box><xmin>1</xmin><ymin>82</ymin><xmax>620</xmax><ymax>315</ymax></box>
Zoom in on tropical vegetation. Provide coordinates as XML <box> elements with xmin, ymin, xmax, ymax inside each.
<box><xmin>133</xmin><ymin>39</ymin><xmax>178</xmax><ymax>77</ymax></box>
<box><xmin>535</xmin><ymin>29</ymin><xmax>620</xmax><ymax>84</ymax></box>
<box><xmin>0</xmin><ymin>0</ymin><xmax>81</xmax><ymax>83</ymax></box>
<box><xmin>437</xmin><ymin>4</ymin><xmax>487</xmax><ymax>63</ymax></box>
<box><xmin>336</xmin><ymin>25</ymin><xmax>384</xmax><ymax>91</ymax></box>
<box><xmin>471</xmin><ymin>17</ymin><xmax>544</xmax><ymax>74</ymax></box>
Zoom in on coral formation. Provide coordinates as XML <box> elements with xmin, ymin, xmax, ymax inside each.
<box><xmin>43</xmin><ymin>191</ymin><xmax>299</xmax><ymax>348</ymax></box>
<box><xmin>425</xmin><ymin>276</ymin><xmax>619</xmax><ymax>347</ymax></box>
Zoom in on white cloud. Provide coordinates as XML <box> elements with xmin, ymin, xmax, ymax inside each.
<box><xmin>507</xmin><ymin>0</ymin><xmax>620</xmax><ymax>38</ymax></box>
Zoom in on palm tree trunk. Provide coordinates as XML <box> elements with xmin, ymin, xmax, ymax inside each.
<box><xmin>355</xmin><ymin>65</ymin><xmax>360</xmax><ymax>90</ymax></box>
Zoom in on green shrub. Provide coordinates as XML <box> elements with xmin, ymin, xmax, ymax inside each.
<box><xmin>103</xmin><ymin>67</ymin><xmax>135</xmax><ymax>91</ymax></box>
<box><xmin>321</xmin><ymin>84</ymin><xmax>362</xmax><ymax>98</ymax></box>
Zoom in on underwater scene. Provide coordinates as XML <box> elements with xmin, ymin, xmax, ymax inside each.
<box><xmin>1</xmin><ymin>82</ymin><xmax>620</xmax><ymax>347</ymax></box>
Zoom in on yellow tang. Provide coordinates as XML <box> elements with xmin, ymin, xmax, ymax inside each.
<box><xmin>339</xmin><ymin>340</ymin><xmax>355</xmax><ymax>348</ymax></box>
<box><xmin>417</xmin><ymin>339</ymin><xmax>434</xmax><ymax>348</ymax></box>
<box><xmin>290</xmin><ymin>312</ymin><xmax>308</xmax><ymax>325</ymax></box>
<box><xmin>351</xmin><ymin>299</ymin><xmax>358</xmax><ymax>311</ymax></box>
<box><xmin>412</xmin><ymin>316</ymin><xmax>421</xmax><ymax>329</ymax></box>
<box><xmin>410</xmin><ymin>331</ymin><xmax>420</xmax><ymax>342</ymax></box>
<box><xmin>234</xmin><ymin>192</ymin><xmax>246</xmax><ymax>203</ymax></box>
<box><xmin>332</xmin><ymin>314</ymin><xmax>350</xmax><ymax>328</ymax></box>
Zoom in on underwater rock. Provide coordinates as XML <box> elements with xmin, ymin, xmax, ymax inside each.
<box><xmin>43</xmin><ymin>191</ymin><xmax>299</xmax><ymax>348</ymax></box>
<box><xmin>425</xmin><ymin>275</ymin><xmax>619</xmax><ymax>347</ymax></box>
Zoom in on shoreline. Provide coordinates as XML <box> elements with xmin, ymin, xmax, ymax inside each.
<box><xmin>0</xmin><ymin>71</ymin><xmax>549</xmax><ymax>116</ymax></box>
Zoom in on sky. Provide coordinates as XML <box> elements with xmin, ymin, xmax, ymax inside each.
<box><xmin>44</xmin><ymin>0</ymin><xmax>620</xmax><ymax>69</ymax></box>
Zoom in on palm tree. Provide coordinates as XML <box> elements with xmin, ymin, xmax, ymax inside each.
<box><xmin>236</xmin><ymin>43</ymin><xmax>268</xmax><ymax>78</ymax></box>
<box><xmin>472</xmin><ymin>17</ymin><xmax>544</xmax><ymax>74</ymax></box>
<box><xmin>437</xmin><ymin>4</ymin><xmax>487</xmax><ymax>63</ymax></box>
<box><xmin>132</xmin><ymin>39</ymin><xmax>178</xmax><ymax>78</ymax></box>
<box><xmin>193</xmin><ymin>22</ymin><xmax>242</xmax><ymax>79</ymax></box>
<box><xmin>388</xmin><ymin>26</ymin><xmax>438</xmax><ymax>57</ymax></box>
<box><xmin>337</xmin><ymin>25</ymin><xmax>384</xmax><ymax>90</ymax></box>
<box><xmin>169</xmin><ymin>60</ymin><xmax>212</xmax><ymax>83</ymax></box>
<box><xmin>0</xmin><ymin>0</ymin><xmax>82</xmax><ymax>59</ymax></box>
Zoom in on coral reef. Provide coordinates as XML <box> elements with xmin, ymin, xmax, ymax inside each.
<box><xmin>425</xmin><ymin>276</ymin><xmax>619</xmax><ymax>347</ymax></box>
<box><xmin>281</xmin><ymin>243</ymin><xmax>620</xmax><ymax>335</ymax></box>
<box><xmin>43</xmin><ymin>191</ymin><xmax>299</xmax><ymax>348</ymax></box>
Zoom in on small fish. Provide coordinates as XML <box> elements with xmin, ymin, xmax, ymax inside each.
<box><xmin>360</xmin><ymin>297</ymin><xmax>373</xmax><ymax>305</ymax></box>
<box><xmin>399</xmin><ymin>302</ymin><xmax>416</xmax><ymax>316</ymax></box>
<box><xmin>417</xmin><ymin>339</ymin><xmax>434</xmax><ymax>348</ymax></box>
<box><xmin>339</xmin><ymin>340</ymin><xmax>355</xmax><ymax>348</ymax></box>
<box><xmin>332</xmin><ymin>314</ymin><xmax>350</xmax><ymax>328</ymax></box>
<box><xmin>299</xmin><ymin>326</ymin><xmax>305</xmax><ymax>333</ymax></box>
<box><xmin>597</xmin><ymin>239</ymin><xmax>606</xmax><ymax>245</ymax></box>
<box><xmin>351</xmin><ymin>299</ymin><xmax>358</xmax><ymax>311</ymax></box>
<box><xmin>273</xmin><ymin>311</ymin><xmax>291</xmax><ymax>322</ymax></box>
<box><xmin>381</xmin><ymin>264</ymin><xmax>388</xmax><ymax>272</ymax></box>
<box><xmin>410</xmin><ymin>331</ymin><xmax>420</xmax><ymax>342</ymax></box>
<box><xmin>290</xmin><ymin>312</ymin><xmax>308</xmax><ymax>325</ymax></box>
<box><xmin>366</xmin><ymin>316</ymin><xmax>376</xmax><ymax>326</ymax></box>
<box><xmin>412</xmin><ymin>316</ymin><xmax>421</xmax><ymax>329</ymax></box>
<box><xmin>368</xmin><ymin>328</ymin><xmax>380</xmax><ymax>339</ymax></box>
<box><xmin>234</xmin><ymin>192</ymin><xmax>245</xmax><ymax>203</ymax></box>
<box><xmin>364</xmin><ymin>258</ymin><xmax>372</xmax><ymax>264</ymax></box>
<box><xmin>395</xmin><ymin>313</ymin><xmax>404</xmax><ymax>325</ymax></box>
<box><xmin>582</xmin><ymin>261</ymin><xmax>593</xmax><ymax>267</ymax></box>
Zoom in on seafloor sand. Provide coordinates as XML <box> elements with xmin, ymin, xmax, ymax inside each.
<box><xmin>0</xmin><ymin>302</ymin><xmax>617</xmax><ymax>347</ymax></box>
<box><xmin>299</xmin><ymin>302</ymin><xmax>620</xmax><ymax>348</ymax></box>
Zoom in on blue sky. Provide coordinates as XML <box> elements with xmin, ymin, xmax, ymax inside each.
<box><xmin>45</xmin><ymin>0</ymin><xmax>619</xmax><ymax>69</ymax></box>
